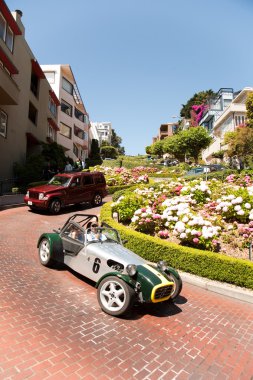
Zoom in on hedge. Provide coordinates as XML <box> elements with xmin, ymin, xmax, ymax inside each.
<box><xmin>100</xmin><ymin>202</ymin><xmax>253</xmax><ymax>290</ymax></box>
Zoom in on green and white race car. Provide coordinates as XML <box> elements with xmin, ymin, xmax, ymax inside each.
<box><xmin>38</xmin><ymin>214</ymin><xmax>182</xmax><ymax>317</ymax></box>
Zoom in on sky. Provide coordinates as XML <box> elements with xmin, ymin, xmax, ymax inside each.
<box><xmin>6</xmin><ymin>0</ymin><xmax>253</xmax><ymax>155</ymax></box>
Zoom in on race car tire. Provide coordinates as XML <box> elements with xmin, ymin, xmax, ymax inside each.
<box><xmin>97</xmin><ymin>276</ymin><xmax>135</xmax><ymax>316</ymax></box>
<box><xmin>166</xmin><ymin>272</ymin><xmax>182</xmax><ymax>300</ymax></box>
<box><xmin>38</xmin><ymin>238</ymin><xmax>54</xmax><ymax>267</ymax></box>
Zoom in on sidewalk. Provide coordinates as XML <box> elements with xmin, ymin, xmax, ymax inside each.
<box><xmin>0</xmin><ymin>193</ymin><xmax>25</xmax><ymax>210</ymax></box>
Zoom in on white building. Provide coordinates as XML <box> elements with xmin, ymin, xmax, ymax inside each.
<box><xmin>41</xmin><ymin>64</ymin><xmax>90</xmax><ymax>162</ymax></box>
<box><xmin>202</xmin><ymin>87</ymin><xmax>253</xmax><ymax>162</ymax></box>
<box><xmin>91</xmin><ymin>122</ymin><xmax>112</xmax><ymax>146</ymax></box>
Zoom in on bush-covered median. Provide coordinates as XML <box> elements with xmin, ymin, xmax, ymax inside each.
<box><xmin>100</xmin><ymin>202</ymin><xmax>253</xmax><ymax>290</ymax></box>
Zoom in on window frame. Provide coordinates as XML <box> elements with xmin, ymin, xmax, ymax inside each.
<box><xmin>61</xmin><ymin>99</ymin><xmax>73</xmax><ymax>117</ymax></box>
<box><xmin>0</xmin><ymin>109</ymin><xmax>8</xmax><ymax>138</ymax></box>
<box><xmin>60</xmin><ymin>122</ymin><xmax>72</xmax><ymax>139</ymax></box>
<box><xmin>62</xmin><ymin>77</ymin><xmax>73</xmax><ymax>95</ymax></box>
<box><xmin>28</xmin><ymin>102</ymin><xmax>38</xmax><ymax>125</ymax></box>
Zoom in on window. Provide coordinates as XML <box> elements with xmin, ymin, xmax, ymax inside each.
<box><xmin>5</xmin><ymin>27</ymin><xmax>13</xmax><ymax>51</ymax></box>
<box><xmin>0</xmin><ymin>13</ymin><xmax>6</xmax><ymax>41</ymax></box>
<box><xmin>28</xmin><ymin>102</ymin><xmax>37</xmax><ymax>125</ymax></box>
<box><xmin>74</xmin><ymin>107</ymin><xmax>84</xmax><ymax>122</ymax></box>
<box><xmin>0</xmin><ymin>13</ymin><xmax>14</xmax><ymax>52</ymax></box>
<box><xmin>83</xmin><ymin>131</ymin><xmax>88</xmax><ymax>141</ymax></box>
<box><xmin>44</xmin><ymin>71</ymin><xmax>55</xmax><ymax>84</ymax></box>
<box><xmin>73</xmin><ymin>143</ymin><xmax>78</xmax><ymax>157</ymax></box>
<box><xmin>49</xmin><ymin>97</ymin><xmax>57</xmax><ymax>117</ymax></box>
<box><xmin>62</xmin><ymin>77</ymin><xmax>73</xmax><ymax>95</ymax></box>
<box><xmin>60</xmin><ymin>122</ymin><xmax>71</xmax><ymax>139</ymax></box>
<box><xmin>74</xmin><ymin>125</ymin><xmax>85</xmax><ymax>139</ymax></box>
<box><xmin>47</xmin><ymin>124</ymin><xmax>56</xmax><ymax>141</ymax></box>
<box><xmin>0</xmin><ymin>109</ymin><xmax>7</xmax><ymax>138</ymax></box>
<box><xmin>235</xmin><ymin>115</ymin><xmax>245</xmax><ymax>126</ymax></box>
<box><xmin>83</xmin><ymin>175</ymin><xmax>93</xmax><ymax>185</ymax></box>
<box><xmin>61</xmin><ymin>99</ymin><xmax>72</xmax><ymax>116</ymax></box>
<box><xmin>84</xmin><ymin>114</ymin><xmax>89</xmax><ymax>124</ymax></box>
<box><xmin>30</xmin><ymin>72</ymin><xmax>39</xmax><ymax>97</ymax></box>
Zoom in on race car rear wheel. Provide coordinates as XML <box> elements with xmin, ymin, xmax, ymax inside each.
<box><xmin>97</xmin><ymin>276</ymin><xmax>135</xmax><ymax>316</ymax></box>
<box><xmin>166</xmin><ymin>272</ymin><xmax>182</xmax><ymax>300</ymax></box>
<box><xmin>38</xmin><ymin>238</ymin><xmax>54</xmax><ymax>267</ymax></box>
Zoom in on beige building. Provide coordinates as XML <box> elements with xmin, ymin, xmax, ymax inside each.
<box><xmin>0</xmin><ymin>3</ymin><xmax>60</xmax><ymax>180</ymax></box>
<box><xmin>153</xmin><ymin>122</ymin><xmax>178</xmax><ymax>143</ymax></box>
<box><xmin>41</xmin><ymin>65</ymin><xmax>90</xmax><ymax>163</ymax></box>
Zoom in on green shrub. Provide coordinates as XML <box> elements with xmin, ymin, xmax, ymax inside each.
<box><xmin>100</xmin><ymin>202</ymin><xmax>253</xmax><ymax>290</ymax></box>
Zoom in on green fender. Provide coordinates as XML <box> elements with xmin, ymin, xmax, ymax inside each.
<box><xmin>37</xmin><ymin>233</ymin><xmax>64</xmax><ymax>263</ymax></box>
<box><xmin>95</xmin><ymin>272</ymin><xmax>136</xmax><ymax>289</ymax></box>
<box><xmin>164</xmin><ymin>266</ymin><xmax>181</xmax><ymax>280</ymax></box>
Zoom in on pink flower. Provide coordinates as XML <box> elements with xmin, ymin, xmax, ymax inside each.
<box><xmin>193</xmin><ymin>238</ymin><xmax>199</xmax><ymax>244</ymax></box>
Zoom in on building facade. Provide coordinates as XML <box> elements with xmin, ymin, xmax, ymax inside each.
<box><xmin>90</xmin><ymin>122</ymin><xmax>112</xmax><ymax>146</ymax></box>
<box><xmin>202</xmin><ymin>87</ymin><xmax>253</xmax><ymax>162</ymax></box>
<box><xmin>0</xmin><ymin>3</ymin><xmax>59</xmax><ymax>179</ymax></box>
<box><xmin>152</xmin><ymin>122</ymin><xmax>178</xmax><ymax>143</ymax></box>
<box><xmin>41</xmin><ymin>65</ymin><xmax>90</xmax><ymax>163</ymax></box>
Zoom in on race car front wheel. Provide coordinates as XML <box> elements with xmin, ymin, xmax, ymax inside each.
<box><xmin>97</xmin><ymin>276</ymin><xmax>135</xmax><ymax>316</ymax></box>
<box><xmin>166</xmin><ymin>272</ymin><xmax>182</xmax><ymax>300</ymax></box>
<box><xmin>38</xmin><ymin>238</ymin><xmax>54</xmax><ymax>267</ymax></box>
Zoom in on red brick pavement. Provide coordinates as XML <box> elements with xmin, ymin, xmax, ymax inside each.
<box><xmin>1</xmin><ymin>203</ymin><xmax>253</xmax><ymax>379</ymax></box>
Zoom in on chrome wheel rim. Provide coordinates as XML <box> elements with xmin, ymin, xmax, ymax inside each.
<box><xmin>40</xmin><ymin>239</ymin><xmax>50</xmax><ymax>263</ymax></box>
<box><xmin>100</xmin><ymin>280</ymin><xmax>126</xmax><ymax>312</ymax></box>
<box><xmin>94</xmin><ymin>195</ymin><xmax>101</xmax><ymax>205</ymax></box>
<box><xmin>53</xmin><ymin>201</ymin><xmax>61</xmax><ymax>213</ymax></box>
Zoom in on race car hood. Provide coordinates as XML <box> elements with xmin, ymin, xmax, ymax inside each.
<box><xmin>86</xmin><ymin>241</ymin><xmax>146</xmax><ymax>267</ymax></box>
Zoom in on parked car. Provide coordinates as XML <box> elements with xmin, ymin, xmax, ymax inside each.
<box><xmin>185</xmin><ymin>164</ymin><xmax>226</xmax><ymax>177</ymax></box>
<box><xmin>24</xmin><ymin>172</ymin><xmax>107</xmax><ymax>214</ymax></box>
<box><xmin>37</xmin><ymin>214</ymin><xmax>183</xmax><ymax>316</ymax></box>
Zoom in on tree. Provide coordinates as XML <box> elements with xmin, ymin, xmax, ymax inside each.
<box><xmin>111</xmin><ymin>129</ymin><xmax>125</xmax><ymax>155</ymax></box>
<box><xmin>180</xmin><ymin>127</ymin><xmax>212</xmax><ymax>163</ymax></box>
<box><xmin>180</xmin><ymin>90</ymin><xmax>216</xmax><ymax>119</ymax></box>
<box><xmin>224</xmin><ymin>126</ymin><xmax>253</xmax><ymax>158</ymax></box>
<box><xmin>246</xmin><ymin>92</ymin><xmax>253</xmax><ymax>128</ymax></box>
<box><xmin>100</xmin><ymin>146</ymin><xmax>118</xmax><ymax>159</ymax></box>
<box><xmin>149</xmin><ymin>140</ymin><xmax>164</xmax><ymax>157</ymax></box>
<box><xmin>163</xmin><ymin>134</ymin><xmax>187</xmax><ymax>161</ymax></box>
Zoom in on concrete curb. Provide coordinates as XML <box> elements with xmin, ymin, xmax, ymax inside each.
<box><xmin>180</xmin><ymin>271</ymin><xmax>253</xmax><ymax>304</ymax></box>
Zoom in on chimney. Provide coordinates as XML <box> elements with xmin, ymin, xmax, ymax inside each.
<box><xmin>11</xmin><ymin>9</ymin><xmax>25</xmax><ymax>36</ymax></box>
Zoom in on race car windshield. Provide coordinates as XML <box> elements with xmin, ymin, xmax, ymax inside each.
<box><xmin>48</xmin><ymin>176</ymin><xmax>71</xmax><ymax>187</ymax></box>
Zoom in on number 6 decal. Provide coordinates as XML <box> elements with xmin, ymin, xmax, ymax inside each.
<box><xmin>93</xmin><ymin>257</ymin><xmax>101</xmax><ymax>273</ymax></box>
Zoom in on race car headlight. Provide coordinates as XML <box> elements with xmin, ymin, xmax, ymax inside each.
<box><xmin>39</xmin><ymin>193</ymin><xmax>49</xmax><ymax>200</ymax></box>
<box><xmin>126</xmin><ymin>264</ymin><xmax>137</xmax><ymax>277</ymax></box>
<box><xmin>157</xmin><ymin>260</ymin><xmax>167</xmax><ymax>272</ymax></box>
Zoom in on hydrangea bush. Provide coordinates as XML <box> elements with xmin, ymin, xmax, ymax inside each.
<box><xmin>111</xmin><ymin>173</ymin><xmax>253</xmax><ymax>255</ymax></box>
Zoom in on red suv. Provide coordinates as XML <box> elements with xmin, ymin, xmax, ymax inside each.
<box><xmin>24</xmin><ymin>171</ymin><xmax>107</xmax><ymax>214</ymax></box>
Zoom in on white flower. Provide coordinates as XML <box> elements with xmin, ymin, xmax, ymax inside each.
<box><xmin>131</xmin><ymin>216</ymin><xmax>139</xmax><ymax>223</ymax></box>
<box><xmin>222</xmin><ymin>206</ymin><xmax>228</xmax><ymax>212</ymax></box>
<box><xmin>234</xmin><ymin>205</ymin><xmax>241</xmax><ymax>211</ymax></box>
<box><xmin>245</xmin><ymin>203</ymin><xmax>251</xmax><ymax>209</ymax></box>
<box><xmin>237</xmin><ymin>210</ymin><xmax>245</xmax><ymax>215</ymax></box>
<box><xmin>174</xmin><ymin>221</ymin><xmax>185</xmax><ymax>233</ymax></box>
<box><xmin>180</xmin><ymin>233</ymin><xmax>187</xmax><ymax>239</ymax></box>
<box><xmin>182</xmin><ymin>216</ymin><xmax>189</xmax><ymax>223</ymax></box>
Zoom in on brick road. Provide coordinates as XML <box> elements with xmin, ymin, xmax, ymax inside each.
<box><xmin>1</xmin><ymin>202</ymin><xmax>253</xmax><ymax>380</ymax></box>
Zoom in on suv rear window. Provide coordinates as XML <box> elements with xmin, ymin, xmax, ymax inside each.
<box><xmin>82</xmin><ymin>175</ymin><xmax>94</xmax><ymax>185</ymax></box>
<box><xmin>94</xmin><ymin>175</ymin><xmax>105</xmax><ymax>184</ymax></box>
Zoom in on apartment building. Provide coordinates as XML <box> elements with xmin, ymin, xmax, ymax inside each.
<box><xmin>91</xmin><ymin>122</ymin><xmax>112</xmax><ymax>146</ymax></box>
<box><xmin>152</xmin><ymin>122</ymin><xmax>178</xmax><ymax>143</ymax></box>
<box><xmin>41</xmin><ymin>65</ymin><xmax>90</xmax><ymax>162</ymax></box>
<box><xmin>202</xmin><ymin>87</ymin><xmax>253</xmax><ymax>162</ymax></box>
<box><xmin>0</xmin><ymin>2</ymin><xmax>60</xmax><ymax>179</ymax></box>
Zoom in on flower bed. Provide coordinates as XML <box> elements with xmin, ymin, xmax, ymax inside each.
<box><xmin>111</xmin><ymin>174</ymin><xmax>253</xmax><ymax>260</ymax></box>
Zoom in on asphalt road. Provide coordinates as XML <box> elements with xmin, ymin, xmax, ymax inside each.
<box><xmin>1</xmin><ymin>201</ymin><xmax>253</xmax><ymax>380</ymax></box>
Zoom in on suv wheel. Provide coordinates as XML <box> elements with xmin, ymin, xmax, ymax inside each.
<box><xmin>92</xmin><ymin>194</ymin><xmax>102</xmax><ymax>207</ymax></box>
<box><xmin>49</xmin><ymin>199</ymin><xmax>61</xmax><ymax>214</ymax></box>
